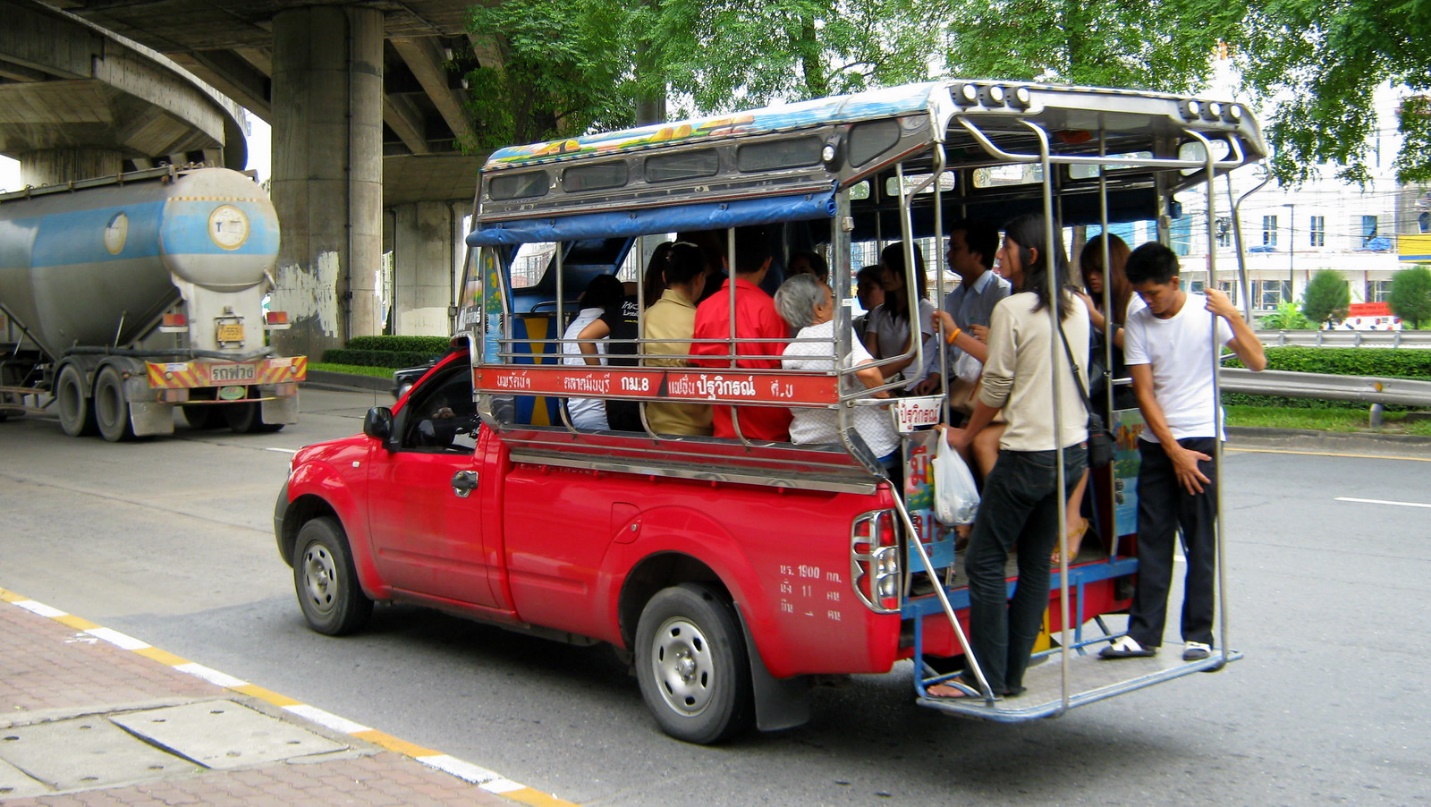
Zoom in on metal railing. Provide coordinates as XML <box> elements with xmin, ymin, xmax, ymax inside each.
<box><xmin>1256</xmin><ymin>330</ymin><xmax>1431</xmax><ymax>349</ymax></box>
<box><xmin>1222</xmin><ymin>368</ymin><xmax>1431</xmax><ymax>406</ymax></box>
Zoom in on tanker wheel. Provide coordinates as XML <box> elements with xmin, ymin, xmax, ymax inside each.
<box><xmin>634</xmin><ymin>583</ymin><xmax>754</xmax><ymax>744</ymax></box>
<box><xmin>182</xmin><ymin>404</ymin><xmax>221</xmax><ymax>430</ymax></box>
<box><xmin>56</xmin><ymin>364</ymin><xmax>97</xmax><ymax>437</ymax></box>
<box><xmin>225</xmin><ymin>388</ymin><xmax>284</xmax><ymax>434</ymax></box>
<box><xmin>293</xmin><ymin>517</ymin><xmax>372</xmax><ymax>636</ymax></box>
<box><xmin>93</xmin><ymin>366</ymin><xmax>134</xmax><ymax>442</ymax></box>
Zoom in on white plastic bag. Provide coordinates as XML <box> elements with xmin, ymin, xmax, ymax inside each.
<box><xmin>932</xmin><ymin>436</ymin><xmax>979</xmax><ymax>526</ymax></box>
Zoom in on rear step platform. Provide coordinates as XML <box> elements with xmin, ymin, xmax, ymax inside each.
<box><xmin>917</xmin><ymin>644</ymin><xmax>1241</xmax><ymax>723</ymax></box>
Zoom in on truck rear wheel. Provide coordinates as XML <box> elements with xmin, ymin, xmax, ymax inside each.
<box><xmin>226</xmin><ymin>391</ymin><xmax>284</xmax><ymax>434</ymax></box>
<box><xmin>182</xmin><ymin>404</ymin><xmax>221</xmax><ymax>430</ymax></box>
<box><xmin>635</xmin><ymin>583</ymin><xmax>754</xmax><ymax>744</ymax></box>
<box><xmin>293</xmin><ymin>517</ymin><xmax>372</xmax><ymax>636</ymax></box>
<box><xmin>56</xmin><ymin>364</ymin><xmax>96</xmax><ymax>437</ymax></box>
<box><xmin>93</xmin><ymin>366</ymin><xmax>134</xmax><ymax>442</ymax></box>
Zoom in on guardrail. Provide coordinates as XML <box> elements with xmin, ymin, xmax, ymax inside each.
<box><xmin>1256</xmin><ymin>330</ymin><xmax>1431</xmax><ymax>349</ymax></box>
<box><xmin>1222</xmin><ymin>368</ymin><xmax>1431</xmax><ymax>406</ymax></box>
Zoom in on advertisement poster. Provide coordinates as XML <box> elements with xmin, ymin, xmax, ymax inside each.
<box><xmin>1110</xmin><ymin>408</ymin><xmax>1146</xmax><ymax>538</ymax></box>
<box><xmin>903</xmin><ymin>429</ymin><xmax>956</xmax><ymax>573</ymax></box>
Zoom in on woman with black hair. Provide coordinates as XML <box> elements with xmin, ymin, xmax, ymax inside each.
<box><xmin>930</xmin><ymin>214</ymin><xmax>1089</xmax><ymax>700</ymax></box>
<box><xmin>863</xmin><ymin>242</ymin><xmax>935</xmax><ymax>390</ymax></box>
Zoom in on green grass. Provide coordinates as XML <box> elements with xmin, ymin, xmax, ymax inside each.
<box><xmin>309</xmin><ymin>362</ymin><xmax>395</xmax><ymax>379</ymax></box>
<box><xmin>1225</xmin><ymin>405</ymin><xmax>1431</xmax><ymax>436</ymax></box>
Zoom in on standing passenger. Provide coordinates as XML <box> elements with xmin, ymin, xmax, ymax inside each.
<box><xmin>854</xmin><ymin>264</ymin><xmax>885</xmax><ymax>340</ymax></box>
<box><xmin>690</xmin><ymin>226</ymin><xmax>792</xmax><ymax>441</ymax></box>
<box><xmin>642</xmin><ymin>243</ymin><xmax>712</xmax><ymax>435</ymax></box>
<box><xmin>1100</xmin><ymin>243</ymin><xmax>1266</xmax><ymax>662</ymax></box>
<box><xmin>916</xmin><ymin>219</ymin><xmax>1011</xmax><ymax>411</ymax></box>
<box><xmin>930</xmin><ymin>215</ymin><xmax>1089</xmax><ymax>699</ymax></box>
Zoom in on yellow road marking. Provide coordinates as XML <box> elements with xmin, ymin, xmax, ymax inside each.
<box><xmin>1226</xmin><ymin>446</ymin><xmax>1431</xmax><ymax>462</ymax></box>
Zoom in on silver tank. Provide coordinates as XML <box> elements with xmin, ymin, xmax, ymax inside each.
<box><xmin>0</xmin><ymin>167</ymin><xmax>280</xmax><ymax>360</ymax></box>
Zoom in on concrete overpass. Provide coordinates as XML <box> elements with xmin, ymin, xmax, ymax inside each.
<box><xmin>32</xmin><ymin>0</ymin><xmax>493</xmax><ymax>354</ymax></box>
<box><xmin>0</xmin><ymin>0</ymin><xmax>249</xmax><ymax>185</ymax></box>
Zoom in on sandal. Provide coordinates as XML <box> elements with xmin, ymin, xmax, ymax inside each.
<box><xmin>1051</xmin><ymin>517</ymin><xmax>1088</xmax><ymax>565</ymax></box>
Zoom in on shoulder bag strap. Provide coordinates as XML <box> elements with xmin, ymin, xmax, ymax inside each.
<box><xmin>1055</xmin><ymin>317</ymin><xmax>1095</xmax><ymax>418</ymax></box>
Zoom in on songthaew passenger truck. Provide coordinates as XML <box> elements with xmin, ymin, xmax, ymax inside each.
<box><xmin>0</xmin><ymin>166</ymin><xmax>305</xmax><ymax>440</ymax></box>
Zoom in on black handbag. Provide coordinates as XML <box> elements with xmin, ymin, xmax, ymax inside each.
<box><xmin>1057</xmin><ymin>319</ymin><xmax>1114</xmax><ymax>469</ymax></box>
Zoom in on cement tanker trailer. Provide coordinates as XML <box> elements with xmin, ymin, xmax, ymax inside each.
<box><xmin>0</xmin><ymin>166</ymin><xmax>305</xmax><ymax>440</ymax></box>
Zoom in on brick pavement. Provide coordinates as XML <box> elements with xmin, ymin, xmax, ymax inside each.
<box><xmin>0</xmin><ymin>595</ymin><xmax>564</xmax><ymax>806</ymax></box>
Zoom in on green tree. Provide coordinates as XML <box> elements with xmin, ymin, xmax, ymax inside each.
<box><xmin>464</xmin><ymin>0</ymin><xmax>640</xmax><ymax>149</ymax></box>
<box><xmin>652</xmin><ymin>0</ymin><xmax>943</xmax><ymax>114</ymax></box>
<box><xmin>1234</xmin><ymin>2</ymin><xmax>1431</xmax><ymax>185</ymax></box>
<box><xmin>941</xmin><ymin>0</ymin><xmax>1241</xmax><ymax>91</ymax></box>
<box><xmin>1301</xmin><ymin>270</ymin><xmax>1351</xmax><ymax>326</ymax></box>
<box><xmin>1260</xmin><ymin>301</ymin><xmax>1313</xmax><ymax>330</ymax></box>
<box><xmin>1389</xmin><ymin>265</ymin><xmax>1431</xmax><ymax>329</ymax></box>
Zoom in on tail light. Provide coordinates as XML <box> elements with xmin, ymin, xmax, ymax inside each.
<box><xmin>265</xmin><ymin>311</ymin><xmax>291</xmax><ymax>330</ymax></box>
<box><xmin>160</xmin><ymin>313</ymin><xmax>188</xmax><ymax>332</ymax></box>
<box><xmin>851</xmin><ymin>509</ymin><xmax>900</xmax><ymax>613</ymax></box>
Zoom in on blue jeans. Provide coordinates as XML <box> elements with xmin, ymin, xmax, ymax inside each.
<box><xmin>965</xmin><ymin>446</ymin><xmax>1088</xmax><ymax>694</ymax></box>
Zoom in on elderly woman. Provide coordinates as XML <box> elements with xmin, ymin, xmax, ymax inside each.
<box><xmin>774</xmin><ymin>274</ymin><xmax>898</xmax><ymax>469</ymax></box>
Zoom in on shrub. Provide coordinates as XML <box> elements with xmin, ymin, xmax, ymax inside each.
<box><xmin>322</xmin><ymin>349</ymin><xmax>439</xmax><ymax>368</ymax></box>
<box><xmin>1222</xmin><ymin>346</ymin><xmax>1431</xmax><ymax>410</ymax></box>
<box><xmin>1301</xmin><ymin>270</ymin><xmax>1351</xmax><ymax>325</ymax></box>
<box><xmin>345</xmin><ymin>335</ymin><xmax>453</xmax><ymax>354</ymax></box>
<box><xmin>1259</xmin><ymin>301</ymin><xmax>1313</xmax><ymax>330</ymax></box>
<box><xmin>1389</xmin><ymin>265</ymin><xmax>1431</xmax><ymax>329</ymax></box>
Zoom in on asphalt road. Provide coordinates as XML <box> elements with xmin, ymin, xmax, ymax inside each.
<box><xmin>1</xmin><ymin>390</ymin><xmax>1427</xmax><ymax>806</ymax></box>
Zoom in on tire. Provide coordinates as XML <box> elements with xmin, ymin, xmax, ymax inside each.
<box><xmin>93</xmin><ymin>365</ymin><xmax>134</xmax><ymax>442</ymax></box>
<box><xmin>56</xmin><ymin>364</ymin><xmax>96</xmax><ymax>437</ymax></box>
<box><xmin>634</xmin><ymin>583</ymin><xmax>754</xmax><ymax>744</ymax></box>
<box><xmin>225</xmin><ymin>389</ymin><xmax>284</xmax><ymax>434</ymax></box>
<box><xmin>292</xmin><ymin>517</ymin><xmax>372</xmax><ymax>636</ymax></box>
<box><xmin>182</xmin><ymin>404</ymin><xmax>220</xmax><ymax>430</ymax></box>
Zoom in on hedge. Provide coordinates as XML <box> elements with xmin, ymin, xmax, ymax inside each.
<box><xmin>345</xmin><ymin>335</ymin><xmax>452</xmax><ymax>354</ymax></box>
<box><xmin>1222</xmin><ymin>347</ymin><xmax>1430</xmax><ymax>410</ymax></box>
<box><xmin>322</xmin><ymin>349</ymin><xmax>440</xmax><ymax>369</ymax></box>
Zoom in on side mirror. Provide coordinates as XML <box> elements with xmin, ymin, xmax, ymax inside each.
<box><xmin>363</xmin><ymin>407</ymin><xmax>394</xmax><ymax>442</ymax></box>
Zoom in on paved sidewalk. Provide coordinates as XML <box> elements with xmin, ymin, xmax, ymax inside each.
<box><xmin>0</xmin><ymin>591</ymin><xmax>568</xmax><ymax>806</ymax></box>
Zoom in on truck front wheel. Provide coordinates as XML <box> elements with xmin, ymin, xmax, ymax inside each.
<box><xmin>292</xmin><ymin>517</ymin><xmax>372</xmax><ymax>636</ymax></box>
<box><xmin>635</xmin><ymin>583</ymin><xmax>754</xmax><ymax>744</ymax></box>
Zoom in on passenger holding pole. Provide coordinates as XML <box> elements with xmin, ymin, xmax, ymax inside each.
<box><xmin>1100</xmin><ymin>243</ymin><xmax>1266</xmax><ymax>662</ymax></box>
<box><xmin>931</xmin><ymin>215</ymin><xmax>1089</xmax><ymax>699</ymax></box>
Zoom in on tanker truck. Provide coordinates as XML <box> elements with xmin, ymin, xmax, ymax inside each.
<box><xmin>0</xmin><ymin>165</ymin><xmax>305</xmax><ymax>440</ymax></box>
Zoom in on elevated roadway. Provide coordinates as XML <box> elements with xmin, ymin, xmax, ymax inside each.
<box><xmin>26</xmin><ymin>0</ymin><xmax>491</xmax><ymax>350</ymax></box>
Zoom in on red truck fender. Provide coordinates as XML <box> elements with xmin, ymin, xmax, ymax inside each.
<box><xmin>280</xmin><ymin>441</ymin><xmax>392</xmax><ymax>601</ymax></box>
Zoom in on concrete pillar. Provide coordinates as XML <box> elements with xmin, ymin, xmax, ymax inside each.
<box><xmin>391</xmin><ymin>201</ymin><xmax>457</xmax><ymax>335</ymax></box>
<box><xmin>268</xmin><ymin>5</ymin><xmax>384</xmax><ymax>360</ymax></box>
<box><xmin>18</xmin><ymin>149</ymin><xmax>125</xmax><ymax>186</ymax></box>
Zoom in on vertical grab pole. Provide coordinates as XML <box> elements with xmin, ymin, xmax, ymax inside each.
<box><xmin>930</xmin><ymin>146</ymin><xmax>949</xmax><ymax>427</ymax></box>
<box><xmin>1097</xmin><ymin>129</ymin><xmax>1120</xmax><ymax>560</ymax></box>
<box><xmin>1022</xmin><ymin>121</ymin><xmax>1071</xmax><ymax>713</ymax></box>
<box><xmin>1185</xmin><ymin>129</ymin><xmax>1232</xmax><ymax>669</ymax></box>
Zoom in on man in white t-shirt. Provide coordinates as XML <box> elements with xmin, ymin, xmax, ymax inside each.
<box><xmin>1101</xmin><ymin>243</ymin><xmax>1266</xmax><ymax>663</ymax></box>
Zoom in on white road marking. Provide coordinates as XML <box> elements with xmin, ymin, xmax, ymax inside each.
<box><xmin>417</xmin><ymin>754</ymin><xmax>502</xmax><ymax>785</ymax></box>
<box><xmin>14</xmin><ymin>600</ymin><xmax>66</xmax><ymax>618</ymax></box>
<box><xmin>283</xmin><ymin>704</ymin><xmax>371</xmax><ymax>734</ymax></box>
<box><xmin>86</xmin><ymin>627</ymin><xmax>150</xmax><ymax>650</ymax></box>
<box><xmin>174</xmin><ymin>662</ymin><xmax>248</xmax><ymax>688</ymax></box>
<box><xmin>1335</xmin><ymin>496</ymin><xmax>1431</xmax><ymax>509</ymax></box>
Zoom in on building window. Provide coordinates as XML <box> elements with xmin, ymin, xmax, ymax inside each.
<box><xmin>1262</xmin><ymin>215</ymin><xmax>1278</xmax><ymax>247</ymax></box>
<box><xmin>1258</xmin><ymin>279</ymin><xmax>1290</xmax><ymax>309</ymax></box>
<box><xmin>1215</xmin><ymin>217</ymin><xmax>1232</xmax><ymax>248</ymax></box>
<box><xmin>1216</xmin><ymin>280</ymin><xmax>1239</xmax><ymax>306</ymax></box>
<box><xmin>1361</xmin><ymin>214</ymin><xmax>1379</xmax><ymax>248</ymax></box>
<box><xmin>1366</xmin><ymin>280</ymin><xmax>1394</xmax><ymax>302</ymax></box>
<box><xmin>1309</xmin><ymin>215</ymin><xmax>1325</xmax><ymax>247</ymax></box>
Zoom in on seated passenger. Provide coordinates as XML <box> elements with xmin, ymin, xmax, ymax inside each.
<box><xmin>853</xmin><ymin>264</ymin><xmax>884</xmax><ymax>340</ymax></box>
<box><xmin>576</xmin><ymin>280</ymin><xmax>643</xmax><ymax>431</ymax></box>
<box><xmin>775</xmin><ymin>274</ymin><xmax>898</xmax><ymax>470</ymax></box>
<box><xmin>864</xmin><ymin>242</ymin><xmax>936</xmax><ymax>391</ymax></box>
<box><xmin>787</xmin><ymin>250</ymin><xmax>830</xmax><ymax>284</ymax></box>
<box><xmin>642</xmin><ymin>242</ymin><xmax>713</xmax><ymax>435</ymax></box>
<box><xmin>690</xmin><ymin>226</ymin><xmax>793</xmax><ymax>441</ymax></box>
<box><xmin>562</xmin><ymin>274</ymin><xmax>625</xmax><ymax>430</ymax></box>
<box><xmin>641</xmin><ymin>241</ymin><xmax>674</xmax><ymax>309</ymax></box>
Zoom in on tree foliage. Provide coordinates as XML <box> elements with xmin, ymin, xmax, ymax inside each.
<box><xmin>1389</xmin><ymin>265</ymin><xmax>1431</xmax><ymax>329</ymax></box>
<box><xmin>464</xmin><ymin>0</ymin><xmax>640</xmax><ymax>149</ymax></box>
<box><xmin>1234</xmin><ymin>1</ymin><xmax>1431</xmax><ymax>186</ymax></box>
<box><xmin>1260</xmin><ymin>301</ymin><xmax>1314</xmax><ymax>330</ymax></box>
<box><xmin>652</xmin><ymin>0</ymin><xmax>943</xmax><ymax>115</ymax></box>
<box><xmin>940</xmin><ymin>0</ymin><xmax>1241</xmax><ymax>91</ymax></box>
<box><xmin>1301</xmin><ymin>270</ymin><xmax>1351</xmax><ymax>325</ymax></box>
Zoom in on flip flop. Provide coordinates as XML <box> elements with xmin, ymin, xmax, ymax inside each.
<box><xmin>1099</xmin><ymin>636</ymin><xmax>1156</xmax><ymax>659</ymax></box>
<box><xmin>1051</xmin><ymin>517</ymin><xmax>1088</xmax><ymax>565</ymax></box>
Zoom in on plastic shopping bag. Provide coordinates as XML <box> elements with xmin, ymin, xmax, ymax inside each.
<box><xmin>932</xmin><ymin>435</ymin><xmax>979</xmax><ymax>526</ymax></box>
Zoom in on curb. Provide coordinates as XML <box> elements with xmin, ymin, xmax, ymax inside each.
<box><xmin>0</xmin><ymin>587</ymin><xmax>577</xmax><ymax>807</ymax></box>
<box><xmin>304</xmin><ymin>370</ymin><xmax>392</xmax><ymax>393</ymax></box>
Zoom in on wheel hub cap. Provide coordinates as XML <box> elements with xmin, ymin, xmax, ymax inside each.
<box><xmin>651</xmin><ymin>617</ymin><xmax>714</xmax><ymax>717</ymax></box>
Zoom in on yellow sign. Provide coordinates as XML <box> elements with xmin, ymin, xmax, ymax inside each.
<box><xmin>1398</xmin><ymin>234</ymin><xmax>1431</xmax><ymax>262</ymax></box>
<box><xmin>217</xmin><ymin>323</ymin><xmax>244</xmax><ymax>343</ymax></box>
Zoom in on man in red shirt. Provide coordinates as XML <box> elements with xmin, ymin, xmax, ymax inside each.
<box><xmin>690</xmin><ymin>226</ymin><xmax>793</xmax><ymax>441</ymax></box>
